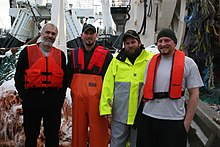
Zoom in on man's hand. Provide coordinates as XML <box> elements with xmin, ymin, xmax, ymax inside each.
<box><xmin>104</xmin><ymin>114</ymin><xmax>112</xmax><ymax>125</ymax></box>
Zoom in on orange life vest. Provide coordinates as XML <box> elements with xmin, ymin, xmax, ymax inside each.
<box><xmin>71</xmin><ymin>46</ymin><xmax>109</xmax><ymax>74</ymax></box>
<box><xmin>144</xmin><ymin>49</ymin><xmax>185</xmax><ymax>99</ymax></box>
<box><xmin>24</xmin><ymin>44</ymin><xmax>64</xmax><ymax>89</ymax></box>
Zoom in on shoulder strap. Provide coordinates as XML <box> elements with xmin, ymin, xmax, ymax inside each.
<box><xmin>87</xmin><ymin>46</ymin><xmax>109</xmax><ymax>74</ymax></box>
<box><xmin>169</xmin><ymin>50</ymin><xmax>185</xmax><ymax>98</ymax></box>
<box><xmin>27</xmin><ymin>44</ymin><xmax>43</xmax><ymax>67</ymax></box>
<box><xmin>143</xmin><ymin>53</ymin><xmax>160</xmax><ymax>99</ymax></box>
<box><xmin>72</xmin><ymin>47</ymin><xmax>85</xmax><ymax>72</ymax></box>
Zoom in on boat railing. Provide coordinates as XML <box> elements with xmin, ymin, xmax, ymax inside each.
<box><xmin>189</xmin><ymin>99</ymin><xmax>220</xmax><ymax>147</ymax></box>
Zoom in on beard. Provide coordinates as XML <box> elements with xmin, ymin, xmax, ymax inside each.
<box><xmin>84</xmin><ymin>39</ymin><xmax>95</xmax><ymax>47</ymax></box>
<box><xmin>41</xmin><ymin>37</ymin><xmax>55</xmax><ymax>47</ymax></box>
<box><xmin>84</xmin><ymin>42</ymin><xmax>94</xmax><ymax>47</ymax></box>
<box><xmin>159</xmin><ymin>47</ymin><xmax>173</xmax><ymax>56</ymax></box>
<box><xmin>125</xmin><ymin>47</ymin><xmax>141</xmax><ymax>58</ymax></box>
<box><xmin>42</xmin><ymin>41</ymin><xmax>53</xmax><ymax>47</ymax></box>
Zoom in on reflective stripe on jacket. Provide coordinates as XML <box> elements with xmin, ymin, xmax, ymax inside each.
<box><xmin>24</xmin><ymin>44</ymin><xmax>64</xmax><ymax>89</ymax></box>
<box><xmin>144</xmin><ymin>49</ymin><xmax>185</xmax><ymax>99</ymax></box>
<box><xmin>71</xmin><ymin>46</ymin><xmax>109</xmax><ymax>74</ymax></box>
<box><xmin>99</xmin><ymin>49</ymin><xmax>154</xmax><ymax>125</ymax></box>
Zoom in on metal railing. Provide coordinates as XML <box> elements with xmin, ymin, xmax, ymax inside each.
<box><xmin>189</xmin><ymin>99</ymin><xmax>220</xmax><ymax>147</ymax></box>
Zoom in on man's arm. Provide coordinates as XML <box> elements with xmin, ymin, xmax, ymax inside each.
<box><xmin>14</xmin><ymin>48</ymin><xmax>28</xmax><ymax>100</ymax></box>
<box><xmin>99</xmin><ymin>58</ymin><xmax>114</xmax><ymax>116</ymax></box>
<box><xmin>60</xmin><ymin>51</ymin><xmax>67</xmax><ymax>98</ymax></box>
<box><xmin>184</xmin><ymin>87</ymin><xmax>200</xmax><ymax>132</ymax></box>
<box><xmin>66</xmin><ymin>51</ymin><xmax>74</xmax><ymax>87</ymax></box>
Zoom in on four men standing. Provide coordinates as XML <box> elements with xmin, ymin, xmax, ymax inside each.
<box><xmin>14</xmin><ymin>23</ymin><xmax>203</xmax><ymax>147</ymax></box>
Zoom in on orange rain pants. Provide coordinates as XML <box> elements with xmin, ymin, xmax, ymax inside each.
<box><xmin>70</xmin><ymin>74</ymin><xmax>109</xmax><ymax>147</ymax></box>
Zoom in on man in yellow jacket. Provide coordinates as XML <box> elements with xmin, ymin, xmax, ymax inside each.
<box><xmin>99</xmin><ymin>30</ymin><xmax>154</xmax><ymax>147</ymax></box>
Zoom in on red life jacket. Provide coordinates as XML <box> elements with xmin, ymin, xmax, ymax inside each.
<box><xmin>144</xmin><ymin>49</ymin><xmax>185</xmax><ymax>99</ymax></box>
<box><xmin>24</xmin><ymin>44</ymin><xmax>64</xmax><ymax>89</ymax></box>
<box><xmin>71</xmin><ymin>46</ymin><xmax>109</xmax><ymax>74</ymax></box>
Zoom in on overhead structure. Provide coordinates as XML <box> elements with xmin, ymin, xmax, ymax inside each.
<box><xmin>51</xmin><ymin>0</ymin><xmax>67</xmax><ymax>55</ymax></box>
<box><xmin>4</xmin><ymin>0</ymin><xmax>102</xmax><ymax>50</ymax></box>
<box><xmin>110</xmin><ymin>0</ymin><xmax>186</xmax><ymax>49</ymax></box>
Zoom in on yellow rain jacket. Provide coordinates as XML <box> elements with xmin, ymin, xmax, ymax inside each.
<box><xmin>100</xmin><ymin>49</ymin><xmax>153</xmax><ymax>124</ymax></box>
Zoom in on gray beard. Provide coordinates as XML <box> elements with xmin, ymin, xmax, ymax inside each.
<box><xmin>42</xmin><ymin>41</ymin><xmax>53</xmax><ymax>47</ymax></box>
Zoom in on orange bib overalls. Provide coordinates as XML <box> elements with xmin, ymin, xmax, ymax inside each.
<box><xmin>70</xmin><ymin>74</ymin><xmax>109</xmax><ymax>147</ymax></box>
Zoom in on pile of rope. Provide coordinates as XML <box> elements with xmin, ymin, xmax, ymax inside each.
<box><xmin>183</xmin><ymin>0</ymin><xmax>220</xmax><ymax>90</ymax></box>
<box><xmin>0</xmin><ymin>81</ymin><xmax>72</xmax><ymax>147</ymax></box>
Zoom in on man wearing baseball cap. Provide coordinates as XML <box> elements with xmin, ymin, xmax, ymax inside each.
<box><xmin>67</xmin><ymin>23</ymin><xmax>113</xmax><ymax>147</ymax></box>
<box><xmin>100</xmin><ymin>29</ymin><xmax>153</xmax><ymax>147</ymax></box>
<box><xmin>136</xmin><ymin>28</ymin><xmax>204</xmax><ymax>147</ymax></box>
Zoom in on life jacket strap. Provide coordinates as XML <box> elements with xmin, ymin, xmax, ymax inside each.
<box><xmin>42</xmin><ymin>81</ymin><xmax>52</xmax><ymax>84</ymax></box>
<box><xmin>41</xmin><ymin>72</ymin><xmax>52</xmax><ymax>75</ymax></box>
<box><xmin>153</xmin><ymin>91</ymin><xmax>185</xmax><ymax>99</ymax></box>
